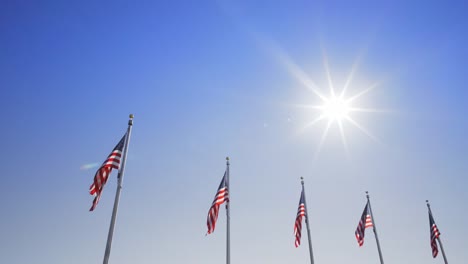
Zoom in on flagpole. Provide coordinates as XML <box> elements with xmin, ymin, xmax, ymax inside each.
<box><xmin>427</xmin><ymin>200</ymin><xmax>449</xmax><ymax>264</ymax></box>
<box><xmin>103</xmin><ymin>114</ymin><xmax>134</xmax><ymax>264</ymax></box>
<box><xmin>366</xmin><ymin>192</ymin><xmax>384</xmax><ymax>264</ymax></box>
<box><xmin>301</xmin><ymin>177</ymin><xmax>315</xmax><ymax>264</ymax></box>
<box><xmin>225</xmin><ymin>157</ymin><xmax>231</xmax><ymax>264</ymax></box>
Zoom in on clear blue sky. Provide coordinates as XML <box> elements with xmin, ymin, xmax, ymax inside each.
<box><xmin>1</xmin><ymin>1</ymin><xmax>467</xmax><ymax>263</ymax></box>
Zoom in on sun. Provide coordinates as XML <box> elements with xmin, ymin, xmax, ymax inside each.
<box><xmin>319</xmin><ymin>96</ymin><xmax>351</xmax><ymax>122</ymax></box>
<box><xmin>260</xmin><ymin>37</ymin><xmax>385</xmax><ymax>159</ymax></box>
<box><xmin>278</xmin><ymin>49</ymin><xmax>383</xmax><ymax>158</ymax></box>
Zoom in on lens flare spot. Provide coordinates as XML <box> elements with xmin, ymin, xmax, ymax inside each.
<box><xmin>80</xmin><ymin>163</ymin><xmax>100</xmax><ymax>171</ymax></box>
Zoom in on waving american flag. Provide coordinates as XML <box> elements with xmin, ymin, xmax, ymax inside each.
<box><xmin>294</xmin><ymin>190</ymin><xmax>306</xmax><ymax>247</ymax></box>
<box><xmin>206</xmin><ymin>171</ymin><xmax>229</xmax><ymax>234</ymax></box>
<box><xmin>89</xmin><ymin>134</ymin><xmax>126</xmax><ymax>211</ymax></box>
<box><xmin>355</xmin><ymin>202</ymin><xmax>373</xmax><ymax>246</ymax></box>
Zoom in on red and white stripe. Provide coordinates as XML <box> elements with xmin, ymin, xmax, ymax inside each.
<box><xmin>365</xmin><ymin>215</ymin><xmax>373</xmax><ymax>228</ymax></box>
<box><xmin>294</xmin><ymin>203</ymin><xmax>306</xmax><ymax>247</ymax></box>
<box><xmin>429</xmin><ymin>212</ymin><xmax>441</xmax><ymax>258</ymax></box>
<box><xmin>431</xmin><ymin>223</ymin><xmax>440</xmax><ymax>257</ymax></box>
<box><xmin>206</xmin><ymin>174</ymin><xmax>229</xmax><ymax>234</ymax></box>
<box><xmin>355</xmin><ymin>203</ymin><xmax>373</xmax><ymax>247</ymax></box>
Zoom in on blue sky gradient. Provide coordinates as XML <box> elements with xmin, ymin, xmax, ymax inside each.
<box><xmin>1</xmin><ymin>1</ymin><xmax>467</xmax><ymax>263</ymax></box>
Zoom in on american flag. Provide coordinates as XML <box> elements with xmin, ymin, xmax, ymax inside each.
<box><xmin>355</xmin><ymin>202</ymin><xmax>373</xmax><ymax>247</ymax></box>
<box><xmin>89</xmin><ymin>134</ymin><xmax>126</xmax><ymax>211</ymax></box>
<box><xmin>429</xmin><ymin>211</ymin><xmax>440</xmax><ymax>258</ymax></box>
<box><xmin>206</xmin><ymin>171</ymin><xmax>229</xmax><ymax>234</ymax></box>
<box><xmin>294</xmin><ymin>190</ymin><xmax>306</xmax><ymax>247</ymax></box>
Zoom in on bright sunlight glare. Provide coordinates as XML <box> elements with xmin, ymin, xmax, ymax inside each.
<box><xmin>278</xmin><ymin>48</ymin><xmax>385</xmax><ymax>160</ymax></box>
<box><xmin>266</xmin><ymin>37</ymin><xmax>387</xmax><ymax>159</ymax></box>
<box><xmin>320</xmin><ymin>96</ymin><xmax>350</xmax><ymax>122</ymax></box>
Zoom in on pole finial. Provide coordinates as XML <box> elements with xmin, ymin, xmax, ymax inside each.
<box><xmin>129</xmin><ymin>114</ymin><xmax>134</xmax><ymax>119</ymax></box>
<box><xmin>365</xmin><ymin>191</ymin><xmax>369</xmax><ymax>199</ymax></box>
<box><xmin>128</xmin><ymin>114</ymin><xmax>134</xmax><ymax>126</ymax></box>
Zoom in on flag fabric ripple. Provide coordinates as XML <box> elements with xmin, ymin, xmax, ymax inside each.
<box><xmin>89</xmin><ymin>134</ymin><xmax>126</xmax><ymax>211</ymax></box>
<box><xmin>294</xmin><ymin>190</ymin><xmax>306</xmax><ymax>247</ymax></box>
<box><xmin>206</xmin><ymin>171</ymin><xmax>229</xmax><ymax>234</ymax></box>
<box><xmin>355</xmin><ymin>202</ymin><xmax>373</xmax><ymax>247</ymax></box>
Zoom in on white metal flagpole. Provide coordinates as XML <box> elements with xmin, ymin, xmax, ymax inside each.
<box><xmin>301</xmin><ymin>177</ymin><xmax>315</xmax><ymax>264</ymax></box>
<box><xmin>366</xmin><ymin>192</ymin><xmax>384</xmax><ymax>264</ymax></box>
<box><xmin>226</xmin><ymin>157</ymin><xmax>230</xmax><ymax>264</ymax></box>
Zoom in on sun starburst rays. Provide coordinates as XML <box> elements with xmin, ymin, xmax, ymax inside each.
<box><xmin>276</xmin><ymin>50</ymin><xmax>329</xmax><ymax>102</ymax></box>
<box><xmin>290</xmin><ymin>53</ymin><xmax>383</xmax><ymax>158</ymax></box>
<box><xmin>301</xmin><ymin>115</ymin><xmax>325</xmax><ymax>132</ymax></box>
<box><xmin>341</xmin><ymin>54</ymin><xmax>362</xmax><ymax>98</ymax></box>
<box><xmin>323</xmin><ymin>52</ymin><xmax>336</xmax><ymax>98</ymax></box>
<box><xmin>337</xmin><ymin>119</ymin><xmax>349</xmax><ymax>157</ymax></box>
<box><xmin>264</xmin><ymin>38</ymin><xmax>385</xmax><ymax>158</ymax></box>
<box><xmin>313</xmin><ymin>119</ymin><xmax>333</xmax><ymax>161</ymax></box>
